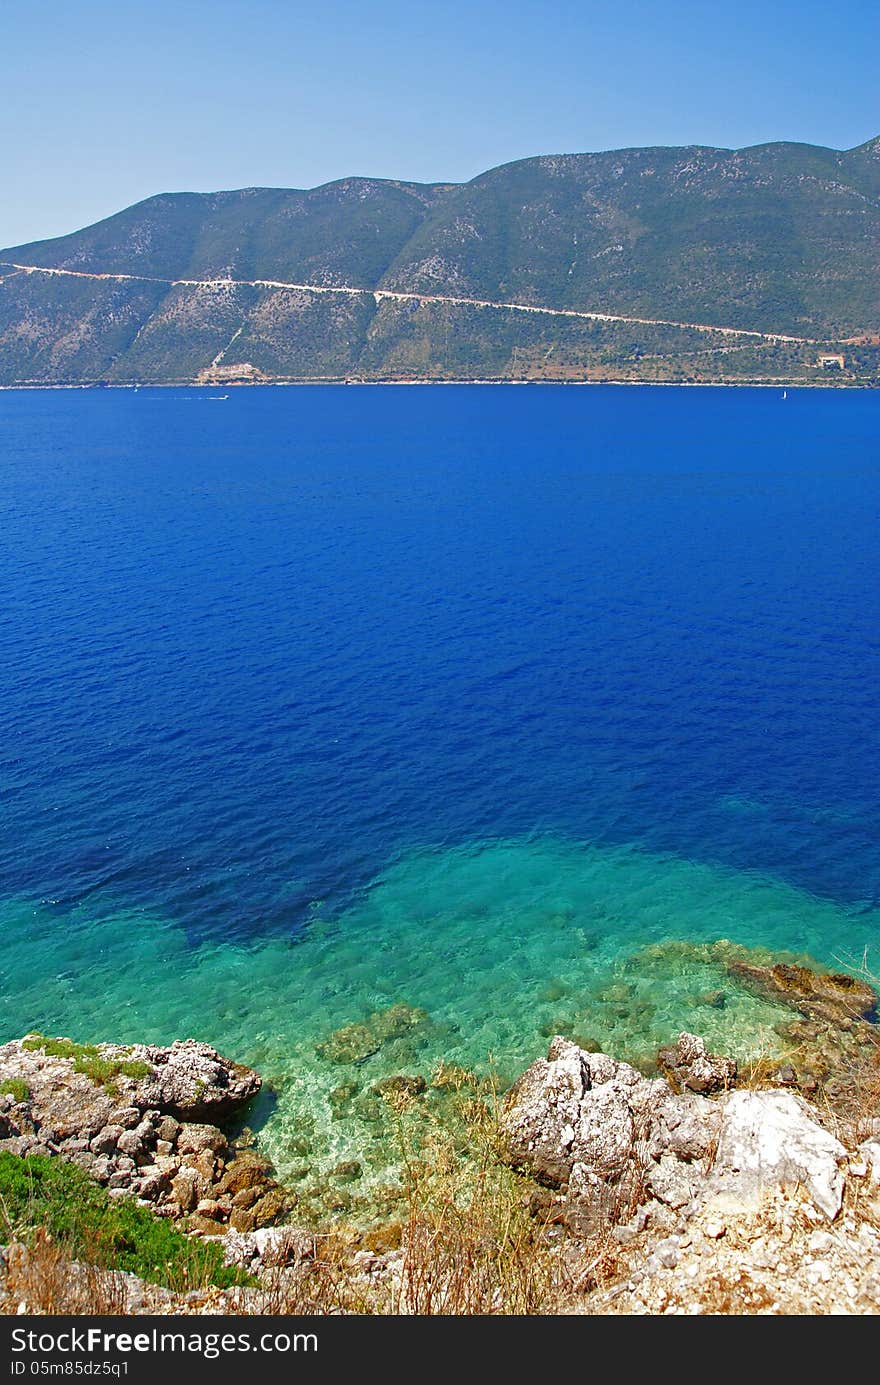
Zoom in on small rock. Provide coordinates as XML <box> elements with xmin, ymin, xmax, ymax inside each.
<box><xmin>806</xmin><ymin>1259</ymin><xmax>832</xmax><ymax>1285</ymax></box>
<box><xmin>229</xmin><ymin>1208</ymin><xmax>256</xmax><ymax>1234</ymax></box>
<box><xmin>171</xmin><ymin>1169</ymin><xmax>203</xmax><ymax>1212</ymax></box>
<box><xmin>188</xmin><ymin>1213</ymin><xmax>227</xmax><ymax>1236</ymax></box>
<box><xmin>251</xmin><ymin>1188</ymin><xmax>289</xmax><ymax>1228</ymax></box>
<box><xmin>116</xmin><ymin>1129</ymin><xmax>144</xmax><ymax>1158</ymax></box>
<box><xmin>136</xmin><ymin>1169</ymin><xmax>170</xmax><ymax>1200</ymax></box>
<box><xmin>90</xmin><ymin>1125</ymin><xmax>123</xmax><ymax>1155</ymax></box>
<box><xmin>217</xmin><ymin>1153</ymin><xmax>274</xmax><ymax>1195</ymax></box>
<box><xmin>807</xmin><ymin>1230</ymin><xmax>835</xmax><ymax>1255</ymax></box>
<box><xmin>156</xmin><ymin>1116</ymin><xmax>181</xmax><ymax>1144</ymax></box>
<box><xmin>657</xmin><ymin>1032</ymin><xmax>736</xmax><ymax>1094</ymax></box>
<box><xmin>654</xmin><ymin>1239</ymin><xmax>680</xmax><ymax>1269</ymax></box>
<box><xmin>232</xmin><ymin>1186</ymin><xmax>263</xmax><ymax>1211</ymax></box>
<box><xmin>332</xmin><ymin>1160</ymin><xmax>363</xmax><ymax>1182</ymax></box>
<box><xmin>176</xmin><ymin>1123</ymin><xmax>228</xmax><ymax>1157</ymax></box>
<box><xmin>185</xmin><ymin>1149</ymin><xmax>219</xmax><ymax>1182</ymax></box>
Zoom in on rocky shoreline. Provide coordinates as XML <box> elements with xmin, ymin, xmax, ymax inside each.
<box><xmin>0</xmin><ymin>1037</ymin><xmax>290</xmax><ymax>1241</ymax></box>
<box><xmin>2</xmin><ymin>955</ymin><xmax>879</xmax><ymax>1314</ymax></box>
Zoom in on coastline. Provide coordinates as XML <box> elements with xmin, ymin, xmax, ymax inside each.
<box><xmin>3</xmin><ymin>953</ymin><xmax>879</xmax><ymax>1316</ymax></box>
<box><xmin>0</xmin><ymin>377</ymin><xmax>874</xmax><ymax>391</ymax></box>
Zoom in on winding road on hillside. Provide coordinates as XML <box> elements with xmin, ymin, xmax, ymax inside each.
<box><xmin>0</xmin><ymin>260</ymin><xmax>828</xmax><ymax>345</ymax></box>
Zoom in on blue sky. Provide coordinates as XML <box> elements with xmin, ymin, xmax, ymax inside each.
<box><xmin>3</xmin><ymin>0</ymin><xmax>878</xmax><ymax>247</ymax></box>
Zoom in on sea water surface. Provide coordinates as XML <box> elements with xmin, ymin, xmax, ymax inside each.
<box><xmin>0</xmin><ymin>385</ymin><xmax>878</xmax><ymax>1182</ymax></box>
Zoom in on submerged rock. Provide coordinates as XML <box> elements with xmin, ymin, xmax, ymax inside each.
<box><xmin>315</xmin><ymin>1003</ymin><xmax>430</xmax><ymax>1065</ymax></box>
<box><xmin>315</xmin><ymin>1023</ymin><xmax>380</xmax><ymax>1066</ymax></box>
<box><xmin>332</xmin><ymin>1159</ymin><xmax>363</xmax><ymax>1182</ymax></box>
<box><xmin>371</xmin><ymin>1074</ymin><xmax>427</xmax><ymax>1099</ymax></box>
<box><xmin>727</xmin><ymin>960</ymin><xmax>877</xmax><ymax>1026</ymax></box>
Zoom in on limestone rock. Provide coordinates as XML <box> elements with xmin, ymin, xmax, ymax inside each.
<box><xmin>170</xmin><ymin>1168</ymin><xmax>202</xmax><ymax>1212</ymax></box>
<box><xmin>217</xmin><ymin>1152</ymin><xmax>274</xmax><ymax>1195</ymax></box>
<box><xmin>232</xmin><ymin>1185</ymin><xmax>263</xmax><ymax>1210</ymax></box>
<box><xmin>501</xmin><ymin>1037</ymin><xmax>722</xmax><ymax>1221</ymax></box>
<box><xmin>0</xmin><ymin>1036</ymin><xmax>260</xmax><ymax>1140</ymax></box>
<box><xmin>229</xmin><ymin>1208</ymin><xmax>257</xmax><ymax>1233</ymax></box>
<box><xmin>706</xmin><ymin>1088</ymin><xmax>846</xmax><ymax>1220</ymax></box>
<box><xmin>126</xmin><ymin>1040</ymin><xmax>261</xmax><ymax>1120</ymax></box>
<box><xmin>177</xmin><ymin>1123</ymin><xmax>228</xmax><ymax>1157</ymax></box>
<box><xmin>156</xmin><ymin>1116</ymin><xmax>181</xmax><ymax>1144</ymax></box>
<box><xmin>90</xmin><ymin>1125</ymin><xmax>123</xmax><ymax>1155</ymax></box>
<box><xmin>251</xmin><ymin>1188</ymin><xmax>290</xmax><ymax>1228</ymax></box>
<box><xmin>223</xmin><ymin>1226</ymin><xmax>316</xmax><ymax>1271</ymax></box>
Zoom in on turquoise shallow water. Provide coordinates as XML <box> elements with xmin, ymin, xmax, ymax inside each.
<box><xmin>0</xmin><ymin>384</ymin><xmax>878</xmax><ymax>1186</ymax></box>
<box><xmin>2</xmin><ymin>836</ymin><xmax>877</xmax><ymax>1180</ymax></box>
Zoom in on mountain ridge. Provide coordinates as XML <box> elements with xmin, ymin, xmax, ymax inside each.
<box><xmin>2</xmin><ymin>137</ymin><xmax>878</xmax><ymax>385</ymax></box>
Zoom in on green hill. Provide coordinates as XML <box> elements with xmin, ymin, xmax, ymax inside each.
<box><xmin>1</xmin><ymin>138</ymin><xmax>878</xmax><ymax>385</ymax></box>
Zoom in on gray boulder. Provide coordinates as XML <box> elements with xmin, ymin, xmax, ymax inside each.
<box><xmin>129</xmin><ymin>1040</ymin><xmax>261</xmax><ymax>1120</ymax></box>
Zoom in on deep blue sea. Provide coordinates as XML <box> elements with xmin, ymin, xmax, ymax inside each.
<box><xmin>1</xmin><ymin>384</ymin><xmax>878</xmax><ymax>1176</ymax></box>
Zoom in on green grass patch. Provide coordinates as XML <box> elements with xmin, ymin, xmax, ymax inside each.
<box><xmin>21</xmin><ymin>1034</ymin><xmax>152</xmax><ymax>1092</ymax></box>
<box><xmin>0</xmin><ymin>1078</ymin><xmax>30</xmax><ymax>1103</ymax></box>
<box><xmin>0</xmin><ymin>1151</ymin><xmax>249</xmax><ymax>1290</ymax></box>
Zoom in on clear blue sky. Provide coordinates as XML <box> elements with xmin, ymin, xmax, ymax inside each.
<box><xmin>3</xmin><ymin>0</ymin><xmax>878</xmax><ymax>247</ymax></box>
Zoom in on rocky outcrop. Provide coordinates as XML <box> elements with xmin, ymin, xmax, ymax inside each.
<box><xmin>0</xmin><ymin>1034</ymin><xmax>287</xmax><ymax>1235</ymax></box>
<box><xmin>502</xmin><ymin>1036</ymin><xmax>723</xmax><ymax>1230</ymax></box>
<box><xmin>128</xmin><ymin>1041</ymin><xmax>262</xmax><ymax>1121</ymax></box>
<box><xmin>502</xmin><ymin>1032</ymin><xmax>857</xmax><ymax>1230</ymax></box>
<box><xmin>721</xmin><ymin>960</ymin><xmax>879</xmax><ymax>1116</ymax></box>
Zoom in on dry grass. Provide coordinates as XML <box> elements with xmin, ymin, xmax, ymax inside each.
<box><xmin>237</xmin><ymin>1230</ymin><xmax>380</xmax><ymax>1315</ymax></box>
<box><xmin>382</xmin><ymin>1068</ymin><xmax>573</xmax><ymax>1314</ymax></box>
<box><xmin>234</xmin><ymin>1068</ymin><xmax>582</xmax><ymax>1315</ymax></box>
<box><xmin>2</xmin><ymin>1232</ymin><xmax>129</xmax><ymax>1315</ymax></box>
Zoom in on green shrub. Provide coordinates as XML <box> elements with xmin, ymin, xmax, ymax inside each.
<box><xmin>0</xmin><ymin>1078</ymin><xmax>30</xmax><ymax>1103</ymax></box>
<box><xmin>0</xmin><ymin>1151</ymin><xmax>249</xmax><ymax>1290</ymax></box>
